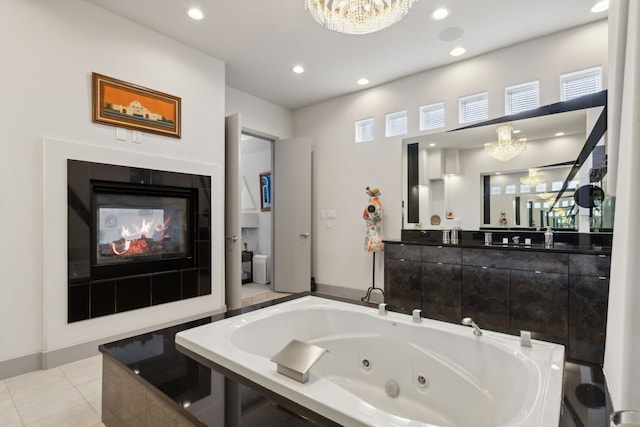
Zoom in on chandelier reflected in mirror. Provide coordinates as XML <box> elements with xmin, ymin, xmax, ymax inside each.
<box><xmin>520</xmin><ymin>168</ymin><xmax>546</xmax><ymax>187</ymax></box>
<box><xmin>304</xmin><ymin>0</ymin><xmax>416</xmax><ymax>35</ymax></box>
<box><xmin>484</xmin><ymin>123</ymin><xmax>527</xmax><ymax>162</ymax></box>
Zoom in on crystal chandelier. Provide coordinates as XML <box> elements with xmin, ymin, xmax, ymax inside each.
<box><xmin>304</xmin><ymin>0</ymin><xmax>416</xmax><ymax>35</ymax></box>
<box><xmin>520</xmin><ymin>168</ymin><xmax>546</xmax><ymax>187</ymax></box>
<box><xmin>484</xmin><ymin>123</ymin><xmax>526</xmax><ymax>162</ymax></box>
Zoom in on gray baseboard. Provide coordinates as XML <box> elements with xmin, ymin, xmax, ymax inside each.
<box><xmin>0</xmin><ymin>307</ymin><xmax>226</xmax><ymax>381</ymax></box>
<box><xmin>315</xmin><ymin>283</ymin><xmax>384</xmax><ymax>304</ymax></box>
<box><xmin>0</xmin><ymin>353</ymin><xmax>42</xmax><ymax>381</ymax></box>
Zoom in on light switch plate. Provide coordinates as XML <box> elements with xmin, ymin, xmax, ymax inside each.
<box><xmin>132</xmin><ymin>131</ymin><xmax>142</xmax><ymax>143</ymax></box>
<box><xmin>116</xmin><ymin>128</ymin><xmax>126</xmax><ymax>141</ymax></box>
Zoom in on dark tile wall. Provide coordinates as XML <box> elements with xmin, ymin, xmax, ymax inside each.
<box><xmin>67</xmin><ymin>160</ymin><xmax>212</xmax><ymax>322</ymax></box>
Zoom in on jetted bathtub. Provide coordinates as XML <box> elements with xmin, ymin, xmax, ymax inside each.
<box><xmin>175</xmin><ymin>296</ymin><xmax>565</xmax><ymax>427</ymax></box>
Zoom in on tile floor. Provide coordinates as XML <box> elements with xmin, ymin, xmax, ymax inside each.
<box><xmin>240</xmin><ymin>282</ymin><xmax>290</xmax><ymax>307</ymax></box>
<box><xmin>0</xmin><ymin>355</ymin><xmax>104</xmax><ymax>427</ymax></box>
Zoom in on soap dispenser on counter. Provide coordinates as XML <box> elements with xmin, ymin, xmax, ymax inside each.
<box><xmin>544</xmin><ymin>227</ymin><xmax>554</xmax><ymax>249</ymax></box>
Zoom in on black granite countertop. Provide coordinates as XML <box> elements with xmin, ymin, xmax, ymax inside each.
<box><xmin>392</xmin><ymin>228</ymin><xmax>612</xmax><ymax>255</ymax></box>
<box><xmin>99</xmin><ymin>292</ymin><xmax>608</xmax><ymax>427</ymax></box>
<box><xmin>99</xmin><ymin>292</ymin><xmax>366</xmax><ymax>426</ymax></box>
<box><xmin>385</xmin><ymin>239</ymin><xmax>612</xmax><ymax>255</ymax></box>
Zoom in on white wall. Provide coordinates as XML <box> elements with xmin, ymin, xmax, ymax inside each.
<box><xmin>293</xmin><ymin>20</ymin><xmax>608</xmax><ymax>292</ymax></box>
<box><xmin>0</xmin><ymin>0</ymin><xmax>225</xmax><ymax>366</ymax></box>
<box><xmin>226</xmin><ymin>86</ymin><xmax>293</xmax><ymax>139</ymax></box>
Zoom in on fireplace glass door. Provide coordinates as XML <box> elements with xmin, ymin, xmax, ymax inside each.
<box><xmin>92</xmin><ymin>182</ymin><xmax>196</xmax><ymax>279</ymax></box>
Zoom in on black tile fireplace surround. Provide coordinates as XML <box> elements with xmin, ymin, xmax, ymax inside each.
<box><xmin>67</xmin><ymin>160</ymin><xmax>212</xmax><ymax>322</ymax></box>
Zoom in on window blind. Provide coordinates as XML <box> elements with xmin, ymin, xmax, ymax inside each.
<box><xmin>505</xmin><ymin>81</ymin><xmax>539</xmax><ymax>115</ymax></box>
<box><xmin>459</xmin><ymin>92</ymin><xmax>488</xmax><ymax>123</ymax></box>
<box><xmin>419</xmin><ymin>102</ymin><xmax>445</xmax><ymax>131</ymax></box>
<box><xmin>355</xmin><ymin>118</ymin><xmax>375</xmax><ymax>143</ymax></box>
<box><xmin>560</xmin><ymin>66</ymin><xmax>602</xmax><ymax>101</ymax></box>
<box><xmin>385</xmin><ymin>110</ymin><xmax>407</xmax><ymax>137</ymax></box>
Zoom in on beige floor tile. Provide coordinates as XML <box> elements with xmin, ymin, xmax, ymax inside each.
<box><xmin>0</xmin><ymin>405</ymin><xmax>24</xmax><ymax>427</ymax></box>
<box><xmin>5</xmin><ymin>369</ymin><xmax>74</xmax><ymax>406</ymax></box>
<box><xmin>76</xmin><ymin>378</ymin><xmax>101</xmax><ymax>404</ymax></box>
<box><xmin>16</xmin><ymin>386</ymin><xmax>85</xmax><ymax>425</ymax></box>
<box><xmin>25</xmin><ymin>402</ymin><xmax>100</xmax><ymax>427</ymax></box>
<box><xmin>0</xmin><ymin>382</ymin><xmax>16</xmax><ymax>413</ymax></box>
<box><xmin>88</xmin><ymin>398</ymin><xmax>101</xmax><ymax>417</ymax></box>
<box><xmin>59</xmin><ymin>356</ymin><xmax>102</xmax><ymax>386</ymax></box>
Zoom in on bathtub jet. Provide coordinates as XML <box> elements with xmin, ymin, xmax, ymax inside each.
<box><xmin>176</xmin><ymin>296</ymin><xmax>565</xmax><ymax>427</ymax></box>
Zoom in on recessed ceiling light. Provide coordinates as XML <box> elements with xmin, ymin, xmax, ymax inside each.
<box><xmin>357</xmin><ymin>78</ymin><xmax>369</xmax><ymax>86</ymax></box>
<box><xmin>431</xmin><ymin>7</ymin><xmax>450</xmax><ymax>20</ymax></box>
<box><xmin>429</xmin><ymin>143</ymin><xmax>436</xmax><ymax>147</ymax></box>
<box><xmin>187</xmin><ymin>7</ymin><xmax>205</xmax><ymax>20</ymax></box>
<box><xmin>495</xmin><ymin>172</ymin><xmax>502</xmax><ymax>175</ymax></box>
<box><xmin>450</xmin><ymin>47</ymin><xmax>466</xmax><ymax>57</ymax></box>
<box><xmin>591</xmin><ymin>1</ymin><xmax>609</xmax><ymax>13</ymax></box>
<box><xmin>292</xmin><ymin>65</ymin><xmax>305</xmax><ymax>74</ymax></box>
<box><xmin>513</xmin><ymin>129</ymin><xmax>521</xmax><ymax>134</ymax></box>
<box><xmin>555</xmin><ymin>132</ymin><xmax>565</xmax><ymax>137</ymax></box>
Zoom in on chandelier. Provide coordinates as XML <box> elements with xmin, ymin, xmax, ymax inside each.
<box><xmin>484</xmin><ymin>123</ymin><xmax>526</xmax><ymax>162</ymax></box>
<box><xmin>520</xmin><ymin>168</ymin><xmax>546</xmax><ymax>187</ymax></box>
<box><xmin>304</xmin><ymin>0</ymin><xmax>416</xmax><ymax>35</ymax></box>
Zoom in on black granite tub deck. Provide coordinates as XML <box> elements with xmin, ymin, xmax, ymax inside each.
<box><xmin>99</xmin><ymin>292</ymin><xmax>609</xmax><ymax>427</ymax></box>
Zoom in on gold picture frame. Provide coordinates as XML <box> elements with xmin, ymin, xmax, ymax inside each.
<box><xmin>92</xmin><ymin>72</ymin><xmax>181</xmax><ymax>138</ymax></box>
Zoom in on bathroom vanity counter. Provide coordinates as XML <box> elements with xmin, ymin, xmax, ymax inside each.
<box><xmin>386</xmin><ymin>239</ymin><xmax>611</xmax><ymax>255</ymax></box>
<box><xmin>395</xmin><ymin>228</ymin><xmax>612</xmax><ymax>255</ymax></box>
<box><xmin>383</xmin><ymin>237</ymin><xmax>611</xmax><ymax>364</ymax></box>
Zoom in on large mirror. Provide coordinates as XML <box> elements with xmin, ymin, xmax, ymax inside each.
<box><xmin>401</xmin><ymin>93</ymin><xmax>613</xmax><ymax>232</ymax></box>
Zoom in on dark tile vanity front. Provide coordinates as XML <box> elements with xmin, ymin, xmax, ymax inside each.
<box><xmin>384</xmin><ymin>231</ymin><xmax>611</xmax><ymax>365</ymax></box>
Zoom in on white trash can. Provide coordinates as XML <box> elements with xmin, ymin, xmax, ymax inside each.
<box><xmin>253</xmin><ymin>255</ymin><xmax>270</xmax><ymax>284</ymax></box>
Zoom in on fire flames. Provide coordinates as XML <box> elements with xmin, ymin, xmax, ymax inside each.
<box><xmin>108</xmin><ymin>217</ymin><xmax>171</xmax><ymax>256</ymax></box>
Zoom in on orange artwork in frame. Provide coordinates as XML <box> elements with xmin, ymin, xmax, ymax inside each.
<box><xmin>92</xmin><ymin>72</ymin><xmax>181</xmax><ymax>138</ymax></box>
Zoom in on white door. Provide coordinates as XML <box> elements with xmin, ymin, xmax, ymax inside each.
<box><xmin>273</xmin><ymin>138</ymin><xmax>312</xmax><ymax>293</ymax></box>
<box><xmin>225</xmin><ymin>115</ymin><xmax>242</xmax><ymax>310</ymax></box>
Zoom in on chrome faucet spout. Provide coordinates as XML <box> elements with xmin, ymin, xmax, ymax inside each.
<box><xmin>461</xmin><ymin>317</ymin><xmax>482</xmax><ymax>336</ymax></box>
<box><xmin>378</xmin><ymin>303</ymin><xmax>387</xmax><ymax>316</ymax></box>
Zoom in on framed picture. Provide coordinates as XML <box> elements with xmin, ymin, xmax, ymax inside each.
<box><xmin>260</xmin><ymin>172</ymin><xmax>272</xmax><ymax>211</ymax></box>
<box><xmin>92</xmin><ymin>72</ymin><xmax>181</xmax><ymax>138</ymax></box>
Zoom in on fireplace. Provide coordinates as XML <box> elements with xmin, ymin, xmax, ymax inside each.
<box><xmin>92</xmin><ymin>181</ymin><xmax>196</xmax><ymax>280</ymax></box>
<box><xmin>68</xmin><ymin>160</ymin><xmax>212</xmax><ymax>322</ymax></box>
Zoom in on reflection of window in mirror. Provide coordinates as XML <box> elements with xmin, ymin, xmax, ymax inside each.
<box><xmin>552</xmin><ymin>181</ymin><xmax>563</xmax><ymax>191</ymax></box>
<box><xmin>534</xmin><ymin>202</ymin><xmax>541</xmax><ymax>208</ymax></box>
<box><xmin>505</xmin><ymin>184</ymin><xmax>516</xmax><ymax>194</ymax></box>
<box><xmin>535</xmin><ymin>183</ymin><xmax>547</xmax><ymax>192</ymax></box>
<box><xmin>521</xmin><ymin>184</ymin><xmax>531</xmax><ymax>193</ymax></box>
<box><xmin>491</xmin><ymin>186</ymin><xmax>501</xmax><ymax>195</ymax></box>
<box><xmin>569</xmin><ymin>179</ymin><xmax>580</xmax><ymax>189</ymax></box>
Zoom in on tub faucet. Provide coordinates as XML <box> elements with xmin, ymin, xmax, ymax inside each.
<box><xmin>378</xmin><ymin>303</ymin><xmax>387</xmax><ymax>316</ymax></box>
<box><xmin>412</xmin><ymin>309</ymin><xmax>422</xmax><ymax>323</ymax></box>
<box><xmin>461</xmin><ymin>317</ymin><xmax>482</xmax><ymax>336</ymax></box>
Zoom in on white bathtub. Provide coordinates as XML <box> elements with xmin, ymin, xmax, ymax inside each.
<box><xmin>175</xmin><ymin>296</ymin><xmax>564</xmax><ymax>427</ymax></box>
